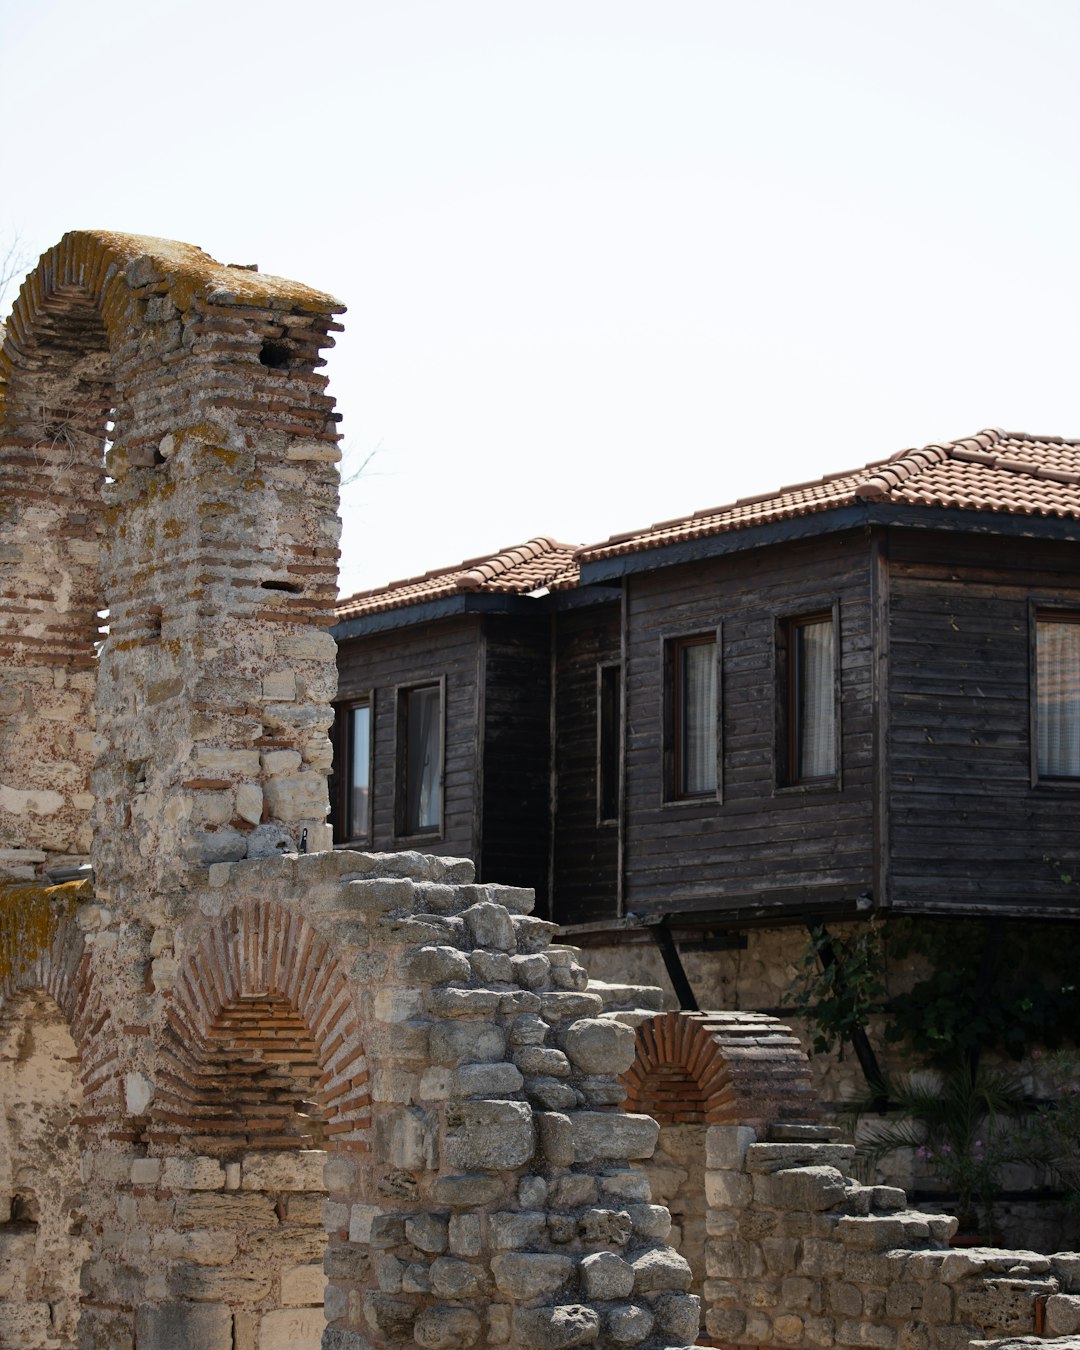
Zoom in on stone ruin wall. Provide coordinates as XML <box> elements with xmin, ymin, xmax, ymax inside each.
<box><xmin>623</xmin><ymin>1010</ymin><xmax>1080</xmax><ymax>1350</ymax></box>
<box><xmin>1</xmin><ymin>230</ymin><xmax>344</xmax><ymax>892</ymax></box>
<box><xmin>0</xmin><ymin>232</ymin><xmax>700</xmax><ymax>1349</ymax></box>
<box><xmin>2</xmin><ymin>229</ymin><xmax>1079</xmax><ymax>1350</ymax></box>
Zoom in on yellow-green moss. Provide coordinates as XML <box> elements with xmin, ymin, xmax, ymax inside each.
<box><xmin>0</xmin><ymin>879</ymin><xmax>89</xmax><ymax>988</ymax></box>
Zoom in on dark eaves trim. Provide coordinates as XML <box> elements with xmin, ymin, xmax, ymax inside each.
<box><xmin>332</xmin><ymin>593</ymin><xmax>539</xmax><ymax>640</ymax></box>
<box><xmin>577</xmin><ymin>503</ymin><xmax>1080</xmax><ymax>583</ymax></box>
<box><xmin>333</xmin><ymin>581</ymin><xmax>622</xmax><ymax>639</ymax></box>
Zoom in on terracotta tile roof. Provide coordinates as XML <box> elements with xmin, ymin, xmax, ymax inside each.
<box><xmin>577</xmin><ymin>429</ymin><xmax>1080</xmax><ymax>563</ymax></box>
<box><xmin>336</xmin><ymin>537</ymin><xmax>580</xmax><ymax>619</ymax></box>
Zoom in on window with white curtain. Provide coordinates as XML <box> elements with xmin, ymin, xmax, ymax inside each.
<box><xmin>788</xmin><ymin>614</ymin><xmax>836</xmax><ymax>782</ymax></box>
<box><xmin>672</xmin><ymin>635</ymin><xmax>718</xmax><ymax>798</ymax></box>
<box><xmin>1036</xmin><ymin>615</ymin><xmax>1080</xmax><ymax>779</ymax></box>
<box><xmin>397</xmin><ymin>683</ymin><xmax>443</xmax><ymax>834</ymax></box>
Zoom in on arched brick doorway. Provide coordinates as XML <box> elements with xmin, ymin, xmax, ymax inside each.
<box><xmin>621</xmin><ymin>1010</ymin><xmax>820</xmax><ymax>1335</ymax></box>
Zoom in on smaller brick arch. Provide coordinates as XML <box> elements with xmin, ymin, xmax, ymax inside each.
<box><xmin>0</xmin><ymin>880</ymin><xmax>120</xmax><ymax>1127</ymax></box>
<box><xmin>621</xmin><ymin>1010</ymin><xmax>820</xmax><ymax>1131</ymax></box>
<box><xmin>158</xmin><ymin>901</ymin><xmax>370</xmax><ymax>1154</ymax></box>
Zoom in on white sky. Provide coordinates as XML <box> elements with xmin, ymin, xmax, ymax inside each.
<box><xmin>2</xmin><ymin>0</ymin><xmax>1078</xmax><ymax>597</ymax></box>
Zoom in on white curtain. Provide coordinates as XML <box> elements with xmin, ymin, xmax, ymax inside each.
<box><xmin>682</xmin><ymin>642</ymin><xmax>717</xmax><ymax>794</ymax></box>
<box><xmin>348</xmin><ymin>704</ymin><xmax>370</xmax><ymax>838</ymax></box>
<box><xmin>1037</xmin><ymin>621</ymin><xmax>1080</xmax><ymax>777</ymax></box>
<box><xmin>797</xmin><ymin>619</ymin><xmax>835</xmax><ymax>779</ymax></box>
<box><xmin>408</xmin><ymin>686</ymin><xmax>442</xmax><ymax>831</ymax></box>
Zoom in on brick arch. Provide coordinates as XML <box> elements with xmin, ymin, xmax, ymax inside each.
<box><xmin>0</xmin><ymin>881</ymin><xmax>121</xmax><ymax>1126</ymax></box>
<box><xmin>621</xmin><ymin>1010</ymin><xmax>820</xmax><ymax>1131</ymax></box>
<box><xmin>156</xmin><ymin>901</ymin><xmax>370</xmax><ymax>1155</ymax></box>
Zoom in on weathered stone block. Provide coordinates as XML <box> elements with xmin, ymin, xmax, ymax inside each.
<box><xmin>452</xmin><ymin>1061</ymin><xmax>524</xmax><ymax>1097</ymax></box>
<box><xmin>449</xmin><ymin>1212</ymin><xmax>482</xmax><ymax>1255</ymax></box>
<box><xmin>754</xmin><ymin>1165</ymin><xmax>848</xmax><ymax>1212</ymax></box>
<box><xmin>259</xmin><ymin>1308</ymin><xmax>324</xmax><ymax>1349</ymax></box>
<box><xmin>491</xmin><ymin>1210</ymin><xmax>548</xmax><ymax>1249</ymax></box>
<box><xmin>492</xmin><ymin>1252</ymin><xmax>574</xmax><ymax>1298</ymax></box>
<box><xmin>415</xmin><ymin>1305</ymin><xmax>483</xmax><ymax>1349</ymax></box>
<box><xmin>837</xmin><ymin>1320</ymin><xmax>897</xmax><ymax>1348</ymax></box>
<box><xmin>630</xmin><ymin>1245</ymin><xmax>693</xmax><ymax>1291</ymax></box>
<box><xmin>606</xmin><ymin>1304</ymin><xmax>655</xmax><ymax>1344</ymax></box>
<box><xmin>405</xmin><ymin>1213</ymin><xmax>449</xmax><ymax>1253</ymax></box>
<box><xmin>431</xmin><ymin>1173</ymin><xmax>507</xmax><ymax>1207</ymax></box>
<box><xmin>430</xmin><ymin>1019</ymin><xmax>506</xmax><ymax>1064</ymax></box>
<box><xmin>570</xmin><ymin>1112</ymin><xmax>658</xmax><ymax>1163</ymax></box>
<box><xmin>134</xmin><ymin>1303</ymin><xmax>233</xmax><ymax>1350</ymax></box>
<box><xmin>581</xmin><ymin>1251</ymin><xmax>635</xmax><ymax>1299</ymax></box>
<box><xmin>705</xmin><ymin>1168</ymin><xmax>752</xmax><ymax>1208</ymax></box>
<box><xmin>240</xmin><ymin>1149</ymin><xmax>325</xmax><ymax>1192</ymax></box>
<box><xmin>430</xmin><ymin>1257</ymin><xmax>489</xmax><ymax>1297</ymax></box>
<box><xmin>1046</xmin><ymin>1294</ymin><xmax>1080</xmax><ymax>1336</ymax></box>
<box><xmin>513</xmin><ymin>1304</ymin><xmax>601</xmax><ymax>1349</ymax></box>
<box><xmin>444</xmin><ymin>1100</ymin><xmax>535</xmax><ymax>1169</ymax></box>
<box><xmin>563</xmin><ymin>1017</ymin><xmax>636</xmax><ymax>1075</ymax></box>
<box><xmin>161</xmin><ymin>1156</ymin><xmax>226</xmax><ymax>1191</ymax></box>
<box><xmin>463</xmin><ymin>900</ymin><xmax>516</xmax><ymax>949</ymax></box>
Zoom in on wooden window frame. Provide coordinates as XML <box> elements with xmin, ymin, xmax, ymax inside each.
<box><xmin>393</xmin><ymin>677</ymin><xmax>446</xmax><ymax>839</ymax></box>
<box><xmin>596</xmin><ymin>662</ymin><xmax>622</xmax><ymax>826</ymax></box>
<box><xmin>331</xmin><ymin>695</ymin><xmax>373</xmax><ymax>846</ymax></box>
<box><xmin>1029</xmin><ymin>603</ymin><xmax>1080</xmax><ymax>790</ymax></box>
<box><xmin>774</xmin><ymin>603</ymin><xmax>842</xmax><ymax>792</ymax></box>
<box><xmin>661</xmin><ymin>628</ymin><xmax>722</xmax><ymax>806</ymax></box>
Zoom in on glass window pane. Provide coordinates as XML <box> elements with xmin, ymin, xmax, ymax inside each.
<box><xmin>795</xmin><ymin>619</ymin><xmax>835</xmax><ymax>779</ymax></box>
<box><xmin>347</xmin><ymin>704</ymin><xmax>370</xmax><ymax>839</ymax></box>
<box><xmin>1037</xmin><ymin>620</ymin><xmax>1080</xmax><ymax>777</ymax></box>
<box><xmin>406</xmin><ymin>685</ymin><xmax>442</xmax><ymax>833</ymax></box>
<box><xmin>680</xmin><ymin>641</ymin><xmax>717</xmax><ymax>795</ymax></box>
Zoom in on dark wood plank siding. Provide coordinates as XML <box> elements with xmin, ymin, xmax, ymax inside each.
<box><xmin>334</xmin><ymin>618</ymin><xmax>481</xmax><ymax>862</ymax></box>
<box><xmin>886</xmin><ymin>529</ymin><xmax>1080</xmax><ymax>917</ymax></box>
<box><xmin>480</xmin><ymin>617</ymin><xmax>552</xmax><ymax>905</ymax></box>
<box><xmin>622</xmin><ymin>532</ymin><xmax>875</xmax><ymax>920</ymax></box>
<box><xmin>552</xmin><ymin>603</ymin><xmax>621</xmax><ymax>924</ymax></box>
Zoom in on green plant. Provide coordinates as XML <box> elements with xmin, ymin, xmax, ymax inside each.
<box><xmin>1016</xmin><ymin>1049</ymin><xmax>1080</xmax><ymax>1212</ymax></box>
<box><xmin>884</xmin><ymin>917</ymin><xmax>1080</xmax><ymax>1067</ymax></box>
<box><xmin>850</xmin><ymin>1061</ymin><xmax>1027</xmax><ymax>1235</ymax></box>
<box><xmin>789</xmin><ymin>919</ymin><xmax>886</xmax><ymax>1057</ymax></box>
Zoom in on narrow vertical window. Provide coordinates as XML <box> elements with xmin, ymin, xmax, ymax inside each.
<box><xmin>788</xmin><ymin>615</ymin><xmax>836</xmax><ymax>782</ymax></box>
<box><xmin>346</xmin><ymin>702</ymin><xmax>371</xmax><ymax>839</ymax></box>
<box><xmin>331</xmin><ymin>698</ymin><xmax>372</xmax><ymax>844</ymax></box>
<box><xmin>598</xmin><ymin>663</ymin><xmax>621</xmax><ymax>823</ymax></box>
<box><xmin>672</xmin><ymin>636</ymin><xmax>718</xmax><ymax>798</ymax></box>
<box><xmin>1036</xmin><ymin>615</ymin><xmax>1080</xmax><ymax>778</ymax></box>
<box><xmin>399</xmin><ymin>683</ymin><xmax>443</xmax><ymax>834</ymax></box>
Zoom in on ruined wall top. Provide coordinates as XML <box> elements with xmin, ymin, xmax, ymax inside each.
<box><xmin>1</xmin><ymin>231</ymin><xmax>347</xmax><ymax>894</ymax></box>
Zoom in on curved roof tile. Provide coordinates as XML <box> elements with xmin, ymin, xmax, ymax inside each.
<box><xmin>336</xmin><ymin>537</ymin><xmax>580</xmax><ymax>619</ymax></box>
<box><xmin>576</xmin><ymin>429</ymin><xmax>1080</xmax><ymax>562</ymax></box>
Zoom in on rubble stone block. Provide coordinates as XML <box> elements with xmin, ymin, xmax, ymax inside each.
<box><xmin>414</xmin><ymin>1305</ymin><xmax>483</xmax><ymax>1349</ymax></box>
<box><xmin>134</xmin><ymin>1302</ymin><xmax>233</xmax><ymax>1350</ymax></box>
<box><xmin>513</xmin><ymin>1304</ymin><xmax>602</xmax><ymax>1349</ymax></box>
<box><xmin>259</xmin><ymin>1307</ymin><xmax>324</xmax><ymax>1349</ymax></box>
<box><xmin>580</xmin><ymin>1251</ymin><xmax>635</xmax><ymax>1299</ymax></box>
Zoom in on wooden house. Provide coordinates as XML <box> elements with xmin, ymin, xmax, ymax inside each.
<box><xmin>332</xmin><ymin>430</ymin><xmax>1080</xmax><ymax>962</ymax></box>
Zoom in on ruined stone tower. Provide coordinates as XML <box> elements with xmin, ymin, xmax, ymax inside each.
<box><xmin>0</xmin><ymin>234</ymin><xmax>700</xmax><ymax>1350</ymax></box>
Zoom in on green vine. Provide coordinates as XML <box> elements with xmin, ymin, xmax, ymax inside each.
<box><xmin>789</xmin><ymin>919</ymin><xmax>886</xmax><ymax>1056</ymax></box>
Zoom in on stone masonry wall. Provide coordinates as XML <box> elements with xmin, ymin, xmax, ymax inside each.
<box><xmin>702</xmin><ymin>1121</ymin><xmax>1080</xmax><ymax>1350</ymax></box>
<box><xmin>620</xmin><ymin>1010</ymin><xmax>1080</xmax><ymax>1350</ymax></box>
<box><xmin>2</xmin><ymin>852</ymin><xmax>700</xmax><ymax>1350</ymax></box>
<box><xmin>0</xmin><ymin>232</ymin><xmax>345</xmax><ymax>889</ymax></box>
